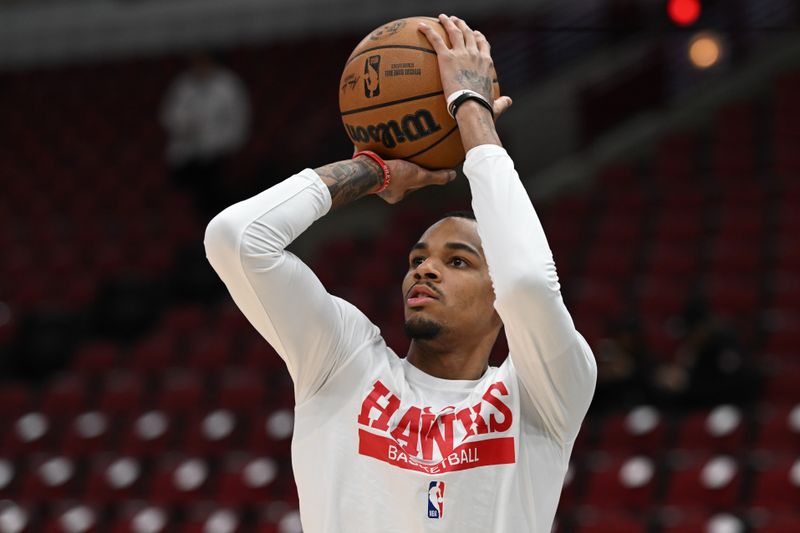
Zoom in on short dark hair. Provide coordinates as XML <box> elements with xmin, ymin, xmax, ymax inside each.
<box><xmin>434</xmin><ymin>210</ymin><xmax>476</xmax><ymax>224</ymax></box>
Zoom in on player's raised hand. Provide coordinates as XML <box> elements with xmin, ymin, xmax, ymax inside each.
<box><xmin>378</xmin><ymin>159</ymin><xmax>456</xmax><ymax>205</ymax></box>
<box><xmin>418</xmin><ymin>15</ymin><xmax>512</xmax><ymax>119</ymax></box>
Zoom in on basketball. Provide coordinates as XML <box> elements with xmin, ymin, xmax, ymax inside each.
<box><xmin>339</xmin><ymin>16</ymin><xmax>500</xmax><ymax>169</ymax></box>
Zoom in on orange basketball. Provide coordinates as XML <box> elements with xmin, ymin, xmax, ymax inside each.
<box><xmin>339</xmin><ymin>16</ymin><xmax>500</xmax><ymax>170</ymax></box>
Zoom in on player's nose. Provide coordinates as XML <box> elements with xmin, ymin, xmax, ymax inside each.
<box><xmin>413</xmin><ymin>258</ymin><xmax>441</xmax><ymax>281</ymax></box>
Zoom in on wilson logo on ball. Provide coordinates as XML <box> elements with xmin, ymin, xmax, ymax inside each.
<box><xmin>344</xmin><ymin>109</ymin><xmax>443</xmax><ymax>149</ymax></box>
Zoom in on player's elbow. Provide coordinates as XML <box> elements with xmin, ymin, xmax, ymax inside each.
<box><xmin>575</xmin><ymin>337</ymin><xmax>599</xmax><ymax>414</ymax></box>
<box><xmin>204</xmin><ymin>209</ymin><xmax>242</xmax><ymax>272</ymax></box>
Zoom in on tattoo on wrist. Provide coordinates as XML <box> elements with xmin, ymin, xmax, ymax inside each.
<box><xmin>455</xmin><ymin>69</ymin><xmax>492</xmax><ymax>101</ymax></box>
<box><xmin>315</xmin><ymin>159</ymin><xmax>384</xmax><ymax>209</ymax></box>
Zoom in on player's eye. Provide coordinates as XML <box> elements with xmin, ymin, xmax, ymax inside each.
<box><xmin>410</xmin><ymin>256</ymin><xmax>425</xmax><ymax>267</ymax></box>
<box><xmin>450</xmin><ymin>256</ymin><xmax>468</xmax><ymax>267</ymax></box>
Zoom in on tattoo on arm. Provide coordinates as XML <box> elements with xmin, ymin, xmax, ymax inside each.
<box><xmin>315</xmin><ymin>159</ymin><xmax>383</xmax><ymax>210</ymax></box>
<box><xmin>455</xmin><ymin>69</ymin><xmax>493</xmax><ymax>100</ymax></box>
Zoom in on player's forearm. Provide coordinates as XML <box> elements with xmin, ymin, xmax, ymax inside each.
<box><xmin>315</xmin><ymin>158</ymin><xmax>384</xmax><ymax>210</ymax></box>
<box><xmin>454</xmin><ymin>98</ymin><xmax>502</xmax><ymax>152</ymax></box>
<box><xmin>465</xmin><ymin>148</ymin><xmax>552</xmax><ymax>294</ymax></box>
<box><xmin>204</xmin><ymin>170</ymin><xmax>331</xmax><ymax>275</ymax></box>
<box><xmin>466</xmin><ymin>147</ymin><xmax>597</xmax><ymax>440</ymax></box>
<box><xmin>464</xmin><ymin>146</ymin><xmax>576</xmax><ymax>351</ymax></box>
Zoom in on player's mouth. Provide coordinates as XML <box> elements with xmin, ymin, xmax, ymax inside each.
<box><xmin>406</xmin><ymin>284</ymin><xmax>441</xmax><ymax>307</ymax></box>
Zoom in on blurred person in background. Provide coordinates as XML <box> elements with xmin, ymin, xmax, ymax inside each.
<box><xmin>160</xmin><ymin>52</ymin><xmax>251</xmax><ymax>219</ymax></box>
<box><xmin>651</xmin><ymin>296</ymin><xmax>761</xmax><ymax>410</ymax></box>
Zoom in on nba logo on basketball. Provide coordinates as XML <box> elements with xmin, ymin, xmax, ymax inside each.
<box><xmin>363</xmin><ymin>55</ymin><xmax>381</xmax><ymax>98</ymax></box>
<box><xmin>427</xmin><ymin>481</ymin><xmax>445</xmax><ymax>519</ymax></box>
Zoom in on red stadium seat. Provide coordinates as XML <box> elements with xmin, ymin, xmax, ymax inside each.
<box><xmin>711</xmin><ymin>145</ymin><xmax>756</xmax><ymax>181</ymax></box>
<box><xmin>707</xmin><ymin>238</ymin><xmax>763</xmax><ymax>276</ymax></box>
<box><xmin>0</xmin><ymin>457</ymin><xmax>20</xmax><ymax>500</ymax></box>
<box><xmin>161</xmin><ymin>305</ymin><xmax>208</xmax><ymax>339</ymax></box>
<box><xmin>582</xmin><ymin>455</ymin><xmax>658</xmax><ymax>509</ymax></box>
<box><xmin>215</xmin><ymin>302</ymin><xmax>254</xmax><ymax>337</ymax></box>
<box><xmin>763</xmin><ymin>363</ymin><xmax>800</xmax><ymax>404</ymax></box>
<box><xmin>185</xmin><ymin>332</ymin><xmax>233</xmax><ymax>373</ymax></box>
<box><xmin>673</xmin><ymin>405</ymin><xmax>748</xmax><ymax>454</ymax></box>
<box><xmin>558</xmin><ymin>461</ymin><xmax>580</xmax><ymax>511</ymax></box>
<box><xmin>571</xmin><ymin>279</ymin><xmax>625</xmax><ymax>318</ymax></box>
<box><xmin>149</xmin><ymin>455</ymin><xmax>213</xmax><ymax>505</ymax></box>
<box><xmin>240</xmin><ymin>338</ymin><xmax>286</xmax><ymax>374</ymax></box>
<box><xmin>39</xmin><ymin>374</ymin><xmax>87</xmax><ymax>417</ymax></box>
<box><xmin>754</xmin><ymin>405</ymin><xmax>800</xmax><ymax>453</ymax></box>
<box><xmin>572</xmin><ymin>508</ymin><xmax>648</xmax><ymax>533</ymax></box>
<box><xmin>4</xmin><ymin>411</ymin><xmax>56</xmax><ymax>456</ymax></box>
<box><xmin>705</xmin><ymin>276</ymin><xmax>760</xmax><ymax>317</ymax></box>
<box><xmin>750</xmin><ymin>512</ymin><xmax>800</xmax><ymax>533</ymax></box>
<box><xmin>635</xmin><ymin>277</ymin><xmax>690</xmax><ymax>319</ymax></box>
<box><xmin>653</xmin><ymin>132</ymin><xmax>699</xmax><ymax>183</ymax></box>
<box><xmin>246</xmin><ymin>409</ymin><xmax>293</xmax><ymax>459</ymax></box>
<box><xmin>593</xmin><ymin>211</ymin><xmax>645</xmax><ymax>245</ymax></box>
<box><xmin>43</xmin><ymin>503</ymin><xmax>102</xmax><ymax>533</ymax></box>
<box><xmin>132</xmin><ymin>333</ymin><xmax>180</xmax><ymax>375</ymax></box>
<box><xmin>180</xmin><ymin>409</ymin><xmax>241</xmax><ymax>455</ymax></box>
<box><xmin>181</xmin><ymin>505</ymin><xmax>243</xmax><ymax>533</ymax></box>
<box><xmin>651</xmin><ymin>211</ymin><xmax>704</xmax><ymax>244</ymax></box>
<box><xmin>20</xmin><ymin>455</ymin><xmax>80</xmax><ymax>502</ymax></box>
<box><xmin>156</xmin><ymin>371</ymin><xmax>207</xmax><ymax>414</ymax></box>
<box><xmin>217</xmin><ymin>368</ymin><xmax>267</xmax><ymax>412</ymax></box>
<box><xmin>254</xmin><ymin>507</ymin><xmax>302</xmax><ymax>533</ymax></box>
<box><xmin>118</xmin><ymin>410</ymin><xmax>175</xmax><ymax>458</ymax></box>
<box><xmin>83</xmin><ymin>454</ymin><xmax>145</xmax><ymax>504</ymax></box>
<box><xmin>71</xmin><ymin>340</ymin><xmax>119</xmax><ymax>377</ymax></box>
<box><xmin>0</xmin><ymin>383</ymin><xmax>33</xmax><ymax>419</ymax></box>
<box><xmin>0</xmin><ymin>500</ymin><xmax>37</xmax><ymax>532</ymax></box>
<box><xmin>663</xmin><ymin>454</ymin><xmax>743</xmax><ymax>509</ymax></box>
<box><xmin>60</xmin><ymin>411</ymin><xmax>114</xmax><ymax>456</ymax></box>
<box><xmin>768</xmin><ymin>272</ymin><xmax>800</xmax><ymax>314</ymax></box>
<box><xmin>750</xmin><ymin>456</ymin><xmax>800</xmax><ymax>511</ymax></box>
<box><xmin>582</xmin><ymin>246</ymin><xmax>637</xmax><ymax>283</ymax></box>
<box><xmin>98</xmin><ymin>372</ymin><xmax>146</xmax><ymax>416</ymax></box>
<box><xmin>216</xmin><ymin>453</ymin><xmax>279</xmax><ymax>505</ymax></box>
<box><xmin>110</xmin><ymin>502</ymin><xmax>171</xmax><ymax>533</ymax></box>
<box><xmin>595</xmin><ymin>406</ymin><xmax>667</xmax><ymax>454</ymax></box>
<box><xmin>644</xmin><ymin>242</ymin><xmax>699</xmax><ymax>279</ymax></box>
<box><xmin>660</xmin><ymin>510</ymin><xmax>748</xmax><ymax>533</ymax></box>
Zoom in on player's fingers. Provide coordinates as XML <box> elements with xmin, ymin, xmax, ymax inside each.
<box><xmin>493</xmin><ymin>96</ymin><xmax>513</xmax><ymax>119</ymax></box>
<box><xmin>425</xmin><ymin>168</ymin><xmax>457</xmax><ymax>186</ymax></box>
<box><xmin>418</xmin><ymin>22</ymin><xmax>450</xmax><ymax>54</ymax></box>
<box><xmin>438</xmin><ymin>14</ymin><xmax>464</xmax><ymax>50</ymax></box>
<box><xmin>451</xmin><ymin>17</ymin><xmax>477</xmax><ymax>51</ymax></box>
<box><xmin>474</xmin><ymin>30</ymin><xmax>491</xmax><ymax>55</ymax></box>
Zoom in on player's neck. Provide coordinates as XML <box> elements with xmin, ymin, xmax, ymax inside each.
<box><xmin>405</xmin><ymin>330</ymin><xmax>498</xmax><ymax>381</ymax></box>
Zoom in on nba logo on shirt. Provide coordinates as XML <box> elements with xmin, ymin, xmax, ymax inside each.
<box><xmin>427</xmin><ymin>481</ymin><xmax>445</xmax><ymax>519</ymax></box>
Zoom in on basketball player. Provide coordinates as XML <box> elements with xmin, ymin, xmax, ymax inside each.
<box><xmin>204</xmin><ymin>14</ymin><xmax>596</xmax><ymax>532</ymax></box>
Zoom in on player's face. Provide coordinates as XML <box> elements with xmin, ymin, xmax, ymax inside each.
<box><xmin>402</xmin><ymin>217</ymin><xmax>499</xmax><ymax>339</ymax></box>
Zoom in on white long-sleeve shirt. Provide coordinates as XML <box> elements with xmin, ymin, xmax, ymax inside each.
<box><xmin>204</xmin><ymin>144</ymin><xmax>597</xmax><ymax>533</ymax></box>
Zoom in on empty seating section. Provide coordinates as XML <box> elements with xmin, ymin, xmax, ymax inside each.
<box><xmin>0</xmin><ymin>40</ymin><xmax>797</xmax><ymax>531</ymax></box>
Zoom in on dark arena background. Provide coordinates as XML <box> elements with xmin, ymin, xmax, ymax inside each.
<box><xmin>0</xmin><ymin>0</ymin><xmax>799</xmax><ymax>531</ymax></box>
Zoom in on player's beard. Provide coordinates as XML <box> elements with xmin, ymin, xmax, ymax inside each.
<box><xmin>404</xmin><ymin>316</ymin><xmax>443</xmax><ymax>340</ymax></box>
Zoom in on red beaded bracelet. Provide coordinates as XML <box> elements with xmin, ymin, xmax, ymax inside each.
<box><xmin>353</xmin><ymin>150</ymin><xmax>391</xmax><ymax>193</ymax></box>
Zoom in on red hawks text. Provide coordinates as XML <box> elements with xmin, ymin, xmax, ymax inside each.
<box><xmin>357</xmin><ymin>380</ymin><xmax>513</xmax><ymax>461</ymax></box>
